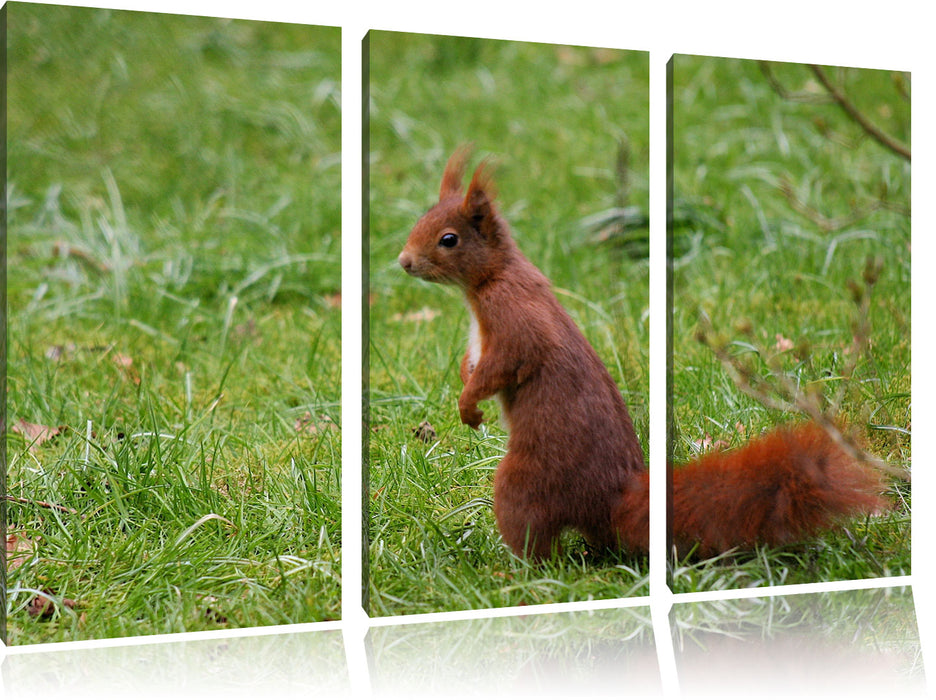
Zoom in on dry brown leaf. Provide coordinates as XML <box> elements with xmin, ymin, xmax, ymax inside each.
<box><xmin>12</xmin><ymin>419</ymin><xmax>63</xmax><ymax>451</ymax></box>
<box><xmin>412</xmin><ymin>420</ymin><xmax>437</xmax><ymax>443</ymax></box>
<box><xmin>694</xmin><ymin>434</ymin><xmax>730</xmax><ymax>453</ymax></box>
<box><xmin>693</xmin><ymin>434</ymin><xmax>712</xmax><ymax>452</ymax></box>
<box><xmin>112</xmin><ymin>352</ymin><xmax>133</xmax><ymax>369</ymax></box>
<box><xmin>28</xmin><ymin>590</ymin><xmax>77</xmax><ymax>620</ymax></box>
<box><xmin>112</xmin><ymin>352</ymin><xmax>141</xmax><ymax>385</ymax></box>
<box><xmin>774</xmin><ymin>333</ymin><xmax>794</xmax><ymax>352</ymax></box>
<box><xmin>295</xmin><ymin>411</ymin><xmax>336</xmax><ymax>435</ymax></box>
<box><xmin>295</xmin><ymin>411</ymin><xmax>317</xmax><ymax>434</ymax></box>
<box><xmin>6</xmin><ymin>532</ymin><xmax>36</xmax><ymax>572</ymax></box>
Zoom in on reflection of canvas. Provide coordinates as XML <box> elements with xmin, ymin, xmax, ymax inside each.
<box><xmin>5</xmin><ymin>627</ymin><xmax>351</xmax><ymax>694</ymax></box>
<box><xmin>4</xmin><ymin>3</ymin><xmax>342</xmax><ymax>645</ymax></box>
<box><xmin>673</xmin><ymin>587</ymin><xmax>923</xmax><ymax>695</ymax></box>
<box><xmin>364</xmin><ymin>587</ymin><xmax>921</xmax><ymax>697</ymax></box>
<box><xmin>667</xmin><ymin>55</ymin><xmax>910</xmax><ymax>593</ymax></box>
<box><xmin>365</xmin><ymin>30</ymin><xmax>651</xmax><ymax>615</ymax></box>
<box><xmin>369</xmin><ymin>606</ymin><xmax>660</xmax><ymax>696</ymax></box>
<box><xmin>2</xmin><ymin>586</ymin><xmax>923</xmax><ymax>695</ymax></box>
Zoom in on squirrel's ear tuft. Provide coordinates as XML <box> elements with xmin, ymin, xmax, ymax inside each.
<box><xmin>462</xmin><ymin>158</ymin><xmax>498</xmax><ymax>233</ymax></box>
<box><xmin>439</xmin><ymin>144</ymin><xmax>474</xmax><ymax>199</ymax></box>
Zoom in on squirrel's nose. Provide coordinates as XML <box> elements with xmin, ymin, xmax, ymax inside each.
<box><xmin>398</xmin><ymin>251</ymin><xmax>413</xmax><ymax>271</ymax></box>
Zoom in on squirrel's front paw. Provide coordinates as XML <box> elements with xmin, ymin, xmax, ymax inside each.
<box><xmin>459</xmin><ymin>401</ymin><xmax>483</xmax><ymax>429</ymax></box>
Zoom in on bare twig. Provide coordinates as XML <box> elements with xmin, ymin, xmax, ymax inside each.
<box><xmin>4</xmin><ymin>495</ymin><xmax>79</xmax><ymax>515</ymax></box>
<box><xmin>891</xmin><ymin>72</ymin><xmax>911</xmax><ymax>102</ymax></box>
<box><xmin>776</xmin><ymin>177</ymin><xmax>909</xmax><ymax>232</ymax></box>
<box><xmin>759</xmin><ymin>61</ymin><xmax>832</xmax><ymax>103</ymax></box>
<box><xmin>51</xmin><ymin>241</ymin><xmax>111</xmax><ymax>274</ymax></box>
<box><xmin>616</xmin><ymin>136</ymin><xmax>630</xmax><ymax>212</ymax></box>
<box><xmin>808</xmin><ymin>64</ymin><xmax>911</xmax><ymax>161</ymax></box>
<box><xmin>761</xmin><ymin>62</ymin><xmax>910</xmax><ymax>236</ymax></box>
<box><xmin>777</xmin><ymin>177</ymin><xmax>882</xmax><ymax>233</ymax></box>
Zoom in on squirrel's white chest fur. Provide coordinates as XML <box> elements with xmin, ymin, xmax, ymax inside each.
<box><xmin>466</xmin><ymin>304</ymin><xmax>509</xmax><ymax>429</ymax></box>
<box><xmin>467</xmin><ymin>306</ymin><xmax>482</xmax><ymax>373</ymax></box>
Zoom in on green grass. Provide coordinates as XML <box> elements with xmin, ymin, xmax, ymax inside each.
<box><xmin>366</xmin><ymin>32</ymin><xmax>650</xmax><ymax>615</ymax></box>
<box><xmin>5</xmin><ymin>4</ymin><xmax>341</xmax><ymax>643</ymax></box>
<box><xmin>669</xmin><ymin>56</ymin><xmax>911</xmax><ymax>591</ymax></box>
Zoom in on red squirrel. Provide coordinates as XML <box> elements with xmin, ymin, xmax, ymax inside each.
<box><xmin>398</xmin><ymin>146</ymin><xmax>886</xmax><ymax>560</ymax></box>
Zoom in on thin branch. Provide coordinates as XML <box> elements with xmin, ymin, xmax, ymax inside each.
<box><xmin>809</xmin><ymin>64</ymin><xmax>911</xmax><ymax>161</ymax></box>
<box><xmin>777</xmin><ymin>177</ymin><xmax>882</xmax><ymax>233</ymax></box>
<box><xmin>776</xmin><ymin>176</ymin><xmax>909</xmax><ymax>231</ymax></box>
<box><xmin>616</xmin><ymin>136</ymin><xmax>630</xmax><ymax>211</ymax></box>
<box><xmin>4</xmin><ymin>495</ymin><xmax>79</xmax><ymax>515</ymax></box>
<box><xmin>759</xmin><ymin>61</ymin><xmax>833</xmax><ymax>103</ymax></box>
<box><xmin>892</xmin><ymin>72</ymin><xmax>911</xmax><ymax>102</ymax></box>
<box><xmin>701</xmin><ymin>331</ymin><xmax>903</xmax><ymax>480</ymax></box>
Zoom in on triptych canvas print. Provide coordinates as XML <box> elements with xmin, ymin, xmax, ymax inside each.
<box><xmin>0</xmin><ymin>1</ymin><xmax>920</xmax><ymax>695</ymax></box>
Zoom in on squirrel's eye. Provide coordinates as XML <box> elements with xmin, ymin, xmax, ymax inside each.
<box><xmin>439</xmin><ymin>232</ymin><xmax>459</xmax><ymax>248</ymax></box>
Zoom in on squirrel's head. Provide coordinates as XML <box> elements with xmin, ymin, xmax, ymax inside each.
<box><xmin>398</xmin><ymin>145</ymin><xmax>513</xmax><ymax>289</ymax></box>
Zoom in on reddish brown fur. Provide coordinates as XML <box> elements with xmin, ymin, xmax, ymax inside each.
<box><xmin>399</xmin><ymin>146</ymin><xmax>886</xmax><ymax>560</ymax></box>
<box><xmin>669</xmin><ymin>424</ymin><xmax>886</xmax><ymax>557</ymax></box>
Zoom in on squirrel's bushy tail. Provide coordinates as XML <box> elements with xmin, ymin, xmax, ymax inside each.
<box><xmin>613</xmin><ymin>423</ymin><xmax>887</xmax><ymax>557</ymax></box>
<box><xmin>671</xmin><ymin>423</ymin><xmax>886</xmax><ymax>556</ymax></box>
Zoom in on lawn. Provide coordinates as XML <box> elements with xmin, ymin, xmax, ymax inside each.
<box><xmin>366</xmin><ymin>31</ymin><xmax>651</xmax><ymax>615</ymax></box>
<box><xmin>4</xmin><ymin>3</ymin><xmax>342</xmax><ymax>644</ymax></box>
<box><xmin>668</xmin><ymin>56</ymin><xmax>911</xmax><ymax>591</ymax></box>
